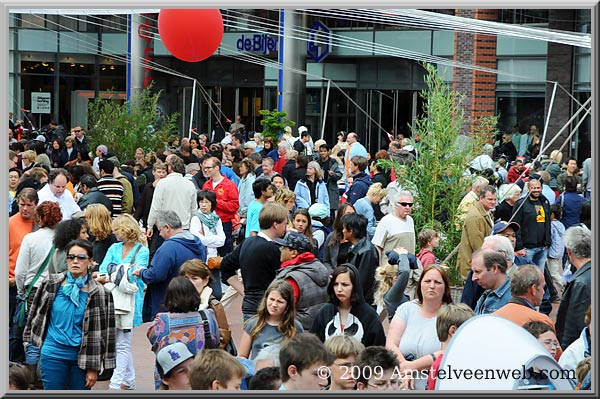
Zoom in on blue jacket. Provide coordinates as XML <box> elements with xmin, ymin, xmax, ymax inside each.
<box><xmin>294</xmin><ymin>178</ymin><xmax>330</xmax><ymax>210</ymax></box>
<box><xmin>347</xmin><ymin>172</ymin><xmax>372</xmax><ymax>205</ymax></box>
<box><xmin>141</xmin><ymin>232</ymin><xmax>206</xmax><ymax>322</ymax></box>
<box><xmin>221</xmin><ymin>165</ymin><xmax>240</xmax><ymax>185</ymax></box>
<box><xmin>557</xmin><ymin>192</ymin><xmax>587</xmax><ymax>230</ymax></box>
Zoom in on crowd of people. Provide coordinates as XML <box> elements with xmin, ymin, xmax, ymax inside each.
<box><xmin>8</xmin><ymin>115</ymin><xmax>592</xmax><ymax>391</ymax></box>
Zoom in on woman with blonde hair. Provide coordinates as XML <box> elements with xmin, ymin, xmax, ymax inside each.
<box><xmin>353</xmin><ymin>182</ymin><xmax>387</xmax><ymax>238</ymax></box>
<box><xmin>541</xmin><ymin>149</ymin><xmax>564</xmax><ymax>193</ymax></box>
<box><xmin>84</xmin><ymin>204</ymin><xmax>117</xmax><ymax>266</ymax></box>
<box><xmin>294</xmin><ymin>161</ymin><xmax>330</xmax><ymax>210</ymax></box>
<box><xmin>274</xmin><ymin>188</ymin><xmax>297</xmax><ymax>224</ymax></box>
<box><xmin>96</xmin><ymin>213</ymin><xmax>148</xmax><ymax>390</ymax></box>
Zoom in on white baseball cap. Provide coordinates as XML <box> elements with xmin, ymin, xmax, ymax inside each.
<box><xmin>156</xmin><ymin>342</ymin><xmax>194</xmax><ymax>377</ymax></box>
<box><xmin>298</xmin><ymin>126</ymin><xmax>308</xmax><ymax>134</ymax></box>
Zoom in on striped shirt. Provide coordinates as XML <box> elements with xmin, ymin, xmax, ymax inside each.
<box><xmin>97</xmin><ymin>176</ymin><xmax>124</xmax><ymax>216</ymax></box>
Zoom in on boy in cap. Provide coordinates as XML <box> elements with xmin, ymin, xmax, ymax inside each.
<box><xmin>274</xmin><ymin>232</ymin><xmax>329</xmax><ymax>329</ymax></box>
<box><xmin>156</xmin><ymin>342</ymin><xmax>194</xmax><ymax>390</ymax></box>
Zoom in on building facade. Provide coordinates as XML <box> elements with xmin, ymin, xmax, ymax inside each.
<box><xmin>8</xmin><ymin>9</ymin><xmax>592</xmax><ymax>160</ymax></box>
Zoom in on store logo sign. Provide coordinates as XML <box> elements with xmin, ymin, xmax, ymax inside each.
<box><xmin>307</xmin><ymin>21</ymin><xmax>331</xmax><ymax>63</ymax></box>
<box><xmin>236</xmin><ymin>34</ymin><xmax>278</xmax><ymax>55</ymax></box>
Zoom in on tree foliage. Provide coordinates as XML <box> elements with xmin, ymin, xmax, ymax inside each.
<box><xmin>87</xmin><ymin>86</ymin><xmax>179</xmax><ymax>162</ymax></box>
<box><xmin>378</xmin><ymin>63</ymin><xmax>494</xmax><ymax>285</ymax></box>
<box><xmin>258</xmin><ymin>109</ymin><xmax>296</xmax><ymax>141</ymax></box>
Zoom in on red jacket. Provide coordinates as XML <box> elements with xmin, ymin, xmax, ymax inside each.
<box><xmin>202</xmin><ymin>176</ymin><xmax>239</xmax><ymax>223</ymax></box>
<box><xmin>506</xmin><ymin>166</ymin><xmax>529</xmax><ymax>184</ymax></box>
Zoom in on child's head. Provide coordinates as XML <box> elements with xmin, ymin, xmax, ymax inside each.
<box><xmin>576</xmin><ymin>357</ymin><xmax>592</xmax><ymax>386</ymax></box>
<box><xmin>248</xmin><ymin>366</ymin><xmax>282</xmax><ymax>390</ymax></box>
<box><xmin>436</xmin><ymin>303</ymin><xmax>475</xmax><ymax>343</ymax></box>
<box><xmin>9</xmin><ymin>362</ymin><xmax>29</xmax><ymax>390</ymax></box>
<box><xmin>549</xmin><ymin>204</ymin><xmax>562</xmax><ymax>221</ymax></box>
<box><xmin>523</xmin><ymin>321</ymin><xmax>559</xmax><ymax>358</ymax></box>
<box><xmin>374</xmin><ymin>264</ymin><xmax>399</xmax><ymax>308</ymax></box>
<box><xmin>355</xmin><ymin>346</ymin><xmax>400</xmax><ymax>390</ymax></box>
<box><xmin>418</xmin><ymin>228</ymin><xmax>439</xmax><ymax>249</ymax></box>
<box><xmin>189</xmin><ymin>349</ymin><xmax>246</xmax><ymax>390</ymax></box>
<box><xmin>156</xmin><ymin>342</ymin><xmax>194</xmax><ymax>390</ymax></box>
<box><xmin>251</xmin><ymin>280</ymin><xmax>297</xmax><ymax>339</ymax></box>
<box><xmin>178</xmin><ymin>259</ymin><xmax>215</xmax><ymax>295</ymax></box>
<box><xmin>324</xmin><ymin>335</ymin><xmax>365</xmax><ymax>390</ymax></box>
<box><xmin>279</xmin><ymin>333</ymin><xmax>334</xmax><ymax>390</ymax></box>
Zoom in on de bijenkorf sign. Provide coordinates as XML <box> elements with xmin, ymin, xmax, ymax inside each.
<box><xmin>307</xmin><ymin>21</ymin><xmax>331</xmax><ymax>63</ymax></box>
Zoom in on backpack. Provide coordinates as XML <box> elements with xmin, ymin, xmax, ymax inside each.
<box><xmin>312</xmin><ymin>224</ymin><xmax>332</xmax><ymax>261</ymax></box>
<box><xmin>148</xmin><ymin>309</ymin><xmax>220</xmax><ymax>357</ymax></box>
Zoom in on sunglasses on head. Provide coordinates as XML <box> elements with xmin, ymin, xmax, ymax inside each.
<box><xmin>398</xmin><ymin>202</ymin><xmax>413</xmax><ymax>207</ymax></box>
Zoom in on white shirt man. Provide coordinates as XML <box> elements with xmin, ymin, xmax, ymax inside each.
<box><xmin>37</xmin><ymin>169</ymin><xmax>81</xmax><ymax>220</ymax></box>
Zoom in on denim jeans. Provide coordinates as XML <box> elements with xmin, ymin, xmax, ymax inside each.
<box><xmin>25</xmin><ymin>342</ymin><xmax>41</xmax><ymax>366</ymax></box>
<box><xmin>40</xmin><ymin>353</ymin><xmax>89</xmax><ymax>390</ymax></box>
<box><xmin>524</xmin><ymin>247</ymin><xmax>548</xmax><ymax>273</ymax></box>
<box><xmin>109</xmin><ymin>328</ymin><xmax>135</xmax><ymax>389</ymax></box>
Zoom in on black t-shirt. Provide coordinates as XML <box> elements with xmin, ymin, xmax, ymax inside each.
<box><xmin>337</xmin><ymin>241</ymin><xmax>353</xmax><ymax>265</ymax></box>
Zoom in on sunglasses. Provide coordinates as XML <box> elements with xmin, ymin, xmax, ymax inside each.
<box><xmin>66</xmin><ymin>254</ymin><xmax>90</xmax><ymax>261</ymax></box>
<box><xmin>74</xmin><ymin>129</ymin><xmax>81</xmax><ymax>132</ymax></box>
<box><xmin>397</xmin><ymin>202</ymin><xmax>414</xmax><ymax>207</ymax></box>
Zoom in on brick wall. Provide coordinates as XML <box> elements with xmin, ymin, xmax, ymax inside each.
<box><xmin>453</xmin><ymin>9</ymin><xmax>498</xmax><ymax>136</ymax></box>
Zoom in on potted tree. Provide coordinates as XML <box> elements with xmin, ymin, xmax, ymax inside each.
<box><xmin>378</xmin><ymin>62</ymin><xmax>496</xmax><ymax>299</ymax></box>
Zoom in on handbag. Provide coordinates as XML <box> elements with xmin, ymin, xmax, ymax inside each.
<box><xmin>13</xmin><ymin>246</ymin><xmax>56</xmax><ymax>329</ymax></box>
<box><xmin>200</xmin><ymin>223</ymin><xmax>222</xmax><ymax>270</ymax></box>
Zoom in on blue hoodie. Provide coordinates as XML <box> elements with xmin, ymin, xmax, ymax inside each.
<box><xmin>141</xmin><ymin>231</ymin><xmax>207</xmax><ymax>322</ymax></box>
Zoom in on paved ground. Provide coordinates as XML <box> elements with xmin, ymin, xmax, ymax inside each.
<box><xmin>93</xmin><ymin>292</ymin><xmax>245</xmax><ymax>391</ymax></box>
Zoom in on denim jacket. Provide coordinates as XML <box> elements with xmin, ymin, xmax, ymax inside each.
<box><xmin>474</xmin><ymin>276</ymin><xmax>512</xmax><ymax>315</ymax></box>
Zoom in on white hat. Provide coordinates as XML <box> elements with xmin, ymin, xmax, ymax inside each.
<box><xmin>283</xmin><ymin>126</ymin><xmax>292</xmax><ymax>134</ymax></box>
<box><xmin>34</xmin><ymin>134</ymin><xmax>46</xmax><ymax>143</ymax></box>
<box><xmin>156</xmin><ymin>342</ymin><xmax>194</xmax><ymax>378</ymax></box>
<box><xmin>298</xmin><ymin>126</ymin><xmax>308</xmax><ymax>134</ymax></box>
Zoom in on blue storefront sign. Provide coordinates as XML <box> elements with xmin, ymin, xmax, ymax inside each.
<box><xmin>234</xmin><ymin>21</ymin><xmax>331</xmax><ymax>62</ymax></box>
<box><xmin>307</xmin><ymin>21</ymin><xmax>331</xmax><ymax>63</ymax></box>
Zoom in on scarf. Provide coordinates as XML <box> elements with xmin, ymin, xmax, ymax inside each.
<box><xmin>280</xmin><ymin>252</ymin><xmax>316</xmax><ymax>269</ymax></box>
<box><xmin>62</xmin><ymin>272</ymin><xmax>88</xmax><ymax>307</ymax></box>
<box><xmin>197</xmin><ymin>210</ymin><xmax>220</xmax><ymax>235</ymax></box>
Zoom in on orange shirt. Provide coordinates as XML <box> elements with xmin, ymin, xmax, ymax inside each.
<box><xmin>9</xmin><ymin>214</ymin><xmax>35</xmax><ymax>278</ymax></box>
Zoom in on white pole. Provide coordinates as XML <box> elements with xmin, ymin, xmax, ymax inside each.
<box><xmin>540</xmin><ymin>81</ymin><xmax>557</xmax><ymax>155</ymax></box>
<box><xmin>188</xmin><ymin>79</ymin><xmax>197</xmax><ymax>139</ymax></box>
<box><xmin>321</xmin><ymin>79</ymin><xmax>331</xmax><ymax>140</ymax></box>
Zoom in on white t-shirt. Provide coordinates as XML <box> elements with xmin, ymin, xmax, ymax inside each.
<box><xmin>371</xmin><ymin>213</ymin><xmax>416</xmax><ymax>267</ymax></box>
<box><xmin>394</xmin><ymin>300</ymin><xmax>441</xmax><ymax>390</ymax></box>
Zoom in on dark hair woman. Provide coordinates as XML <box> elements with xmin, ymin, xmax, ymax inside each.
<box><xmin>147</xmin><ymin>277</ymin><xmax>219</xmax><ymax>389</ymax></box>
<box><xmin>310</xmin><ymin>264</ymin><xmax>385</xmax><ymax>348</ymax></box>
<box><xmin>23</xmin><ymin>239</ymin><xmax>116</xmax><ymax>390</ymax></box>
<box><xmin>322</xmin><ymin>203</ymin><xmax>356</xmax><ymax>271</ymax></box>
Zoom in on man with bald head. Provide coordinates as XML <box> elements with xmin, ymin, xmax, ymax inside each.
<box><xmin>344</xmin><ymin>132</ymin><xmax>368</xmax><ymax>179</ymax></box>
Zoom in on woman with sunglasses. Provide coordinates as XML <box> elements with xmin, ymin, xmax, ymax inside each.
<box><xmin>24</xmin><ymin>239</ymin><xmax>116</xmax><ymax>390</ymax></box>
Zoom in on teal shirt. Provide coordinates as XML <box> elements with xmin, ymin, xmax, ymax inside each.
<box><xmin>41</xmin><ymin>286</ymin><xmax>88</xmax><ymax>360</ymax></box>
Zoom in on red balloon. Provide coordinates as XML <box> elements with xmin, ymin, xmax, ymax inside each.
<box><xmin>158</xmin><ymin>9</ymin><xmax>224</xmax><ymax>62</ymax></box>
